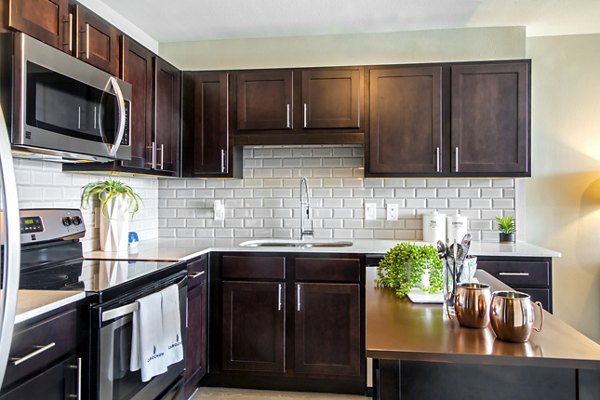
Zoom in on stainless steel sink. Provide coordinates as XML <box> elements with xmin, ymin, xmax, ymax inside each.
<box><xmin>239</xmin><ymin>239</ymin><xmax>354</xmax><ymax>248</ymax></box>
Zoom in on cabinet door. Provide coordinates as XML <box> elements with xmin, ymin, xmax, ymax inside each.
<box><xmin>236</xmin><ymin>70</ymin><xmax>293</xmax><ymax>130</ymax></box>
<box><xmin>295</xmin><ymin>283</ymin><xmax>361</xmax><ymax>377</ymax></box>
<box><xmin>368</xmin><ymin>66</ymin><xmax>442</xmax><ymax>175</ymax></box>
<box><xmin>154</xmin><ymin>57</ymin><xmax>181</xmax><ymax>175</ymax></box>
<box><xmin>183</xmin><ymin>72</ymin><xmax>230</xmax><ymax>176</ymax></box>
<box><xmin>120</xmin><ymin>36</ymin><xmax>153</xmax><ymax>170</ymax></box>
<box><xmin>222</xmin><ymin>281</ymin><xmax>285</xmax><ymax>373</ymax></box>
<box><xmin>184</xmin><ymin>274</ymin><xmax>208</xmax><ymax>397</ymax></box>
<box><xmin>451</xmin><ymin>62</ymin><xmax>529</xmax><ymax>174</ymax></box>
<box><xmin>0</xmin><ymin>356</ymin><xmax>79</xmax><ymax>400</ymax></box>
<box><xmin>75</xmin><ymin>4</ymin><xmax>120</xmax><ymax>75</ymax></box>
<box><xmin>7</xmin><ymin>0</ymin><xmax>71</xmax><ymax>53</ymax></box>
<box><xmin>301</xmin><ymin>68</ymin><xmax>361</xmax><ymax>129</ymax></box>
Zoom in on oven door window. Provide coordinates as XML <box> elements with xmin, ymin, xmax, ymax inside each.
<box><xmin>26</xmin><ymin>61</ymin><xmax>120</xmax><ymax>145</ymax></box>
<box><xmin>100</xmin><ymin>315</ymin><xmax>147</xmax><ymax>400</ymax></box>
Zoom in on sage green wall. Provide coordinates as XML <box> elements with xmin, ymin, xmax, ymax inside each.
<box><xmin>159</xmin><ymin>26</ymin><xmax>525</xmax><ymax>70</ymax></box>
<box><xmin>525</xmin><ymin>34</ymin><xmax>600</xmax><ymax>342</ymax></box>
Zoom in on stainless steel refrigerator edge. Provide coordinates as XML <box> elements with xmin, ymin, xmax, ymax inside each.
<box><xmin>0</xmin><ymin>103</ymin><xmax>21</xmax><ymax>388</ymax></box>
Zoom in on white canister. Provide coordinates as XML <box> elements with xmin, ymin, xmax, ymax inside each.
<box><xmin>422</xmin><ymin>211</ymin><xmax>446</xmax><ymax>244</ymax></box>
<box><xmin>447</xmin><ymin>213</ymin><xmax>468</xmax><ymax>244</ymax></box>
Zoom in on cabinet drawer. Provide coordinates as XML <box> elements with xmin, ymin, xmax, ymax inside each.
<box><xmin>188</xmin><ymin>254</ymin><xmax>208</xmax><ymax>289</ymax></box>
<box><xmin>4</xmin><ymin>307</ymin><xmax>77</xmax><ymax>389</ymax></box>
<box><xmin>222</xmin><ymin>255</ymin><xmax>286</xmax><ymax>280</ymax></box>
<box><xmin>295</xmin><ymin>257</ymin><xmax>361</xmax><ymax>282</ymax></box>
<box><xmin>477</xmin><ymin>259</ymin><xmax>550</xmax><ymax>287</ymax></box>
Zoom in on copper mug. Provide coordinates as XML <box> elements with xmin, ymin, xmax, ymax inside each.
<box><xmin>490</xmin><ymin>291</ymin><xmax>544</xmax><ymax>342</ymax></box>
<box><xmin>455</xmin><ymin>283</ymin><xmax>491</xmax><ymax>328</ymax></box>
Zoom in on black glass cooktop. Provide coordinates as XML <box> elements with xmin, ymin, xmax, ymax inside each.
<box><xmin>20</xmin><ymin>258</ymin><xmax>182</xmax><ymax>293</ymax></box>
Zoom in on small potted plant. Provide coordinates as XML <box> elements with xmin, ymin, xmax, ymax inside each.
<box><xmin>375</xmin><ymin>242</ymin><xmax>443</xmax><ymax>298</ymax></box>
<box><xmin>81</xmin><ymin>179</ymin><xmax>142</xmax><ymax>251</ymax></box>
<box><xmin>496</xmin><ymin>215</ymin><xmax>516</xmax><ymax>243</ymax></box>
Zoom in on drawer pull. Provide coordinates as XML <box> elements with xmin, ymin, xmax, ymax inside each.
<box><xmin>188</xmin><ymin>271</ymin><xmax>206</xmax><ymax>279</ymax></box>
<box><xmin>11</xmin><ymin>342</ymin><xmax>56</xmax><ymax>366</ymax></box>
<box><xmin>498</xmin><ymin>272</ymin><xmax>530</xmax><ymax>277</ymax></box>
<box><xmin>278</xmin><ymin>284</ymin><xmax>283</xmax><ymax>311</ymax></box>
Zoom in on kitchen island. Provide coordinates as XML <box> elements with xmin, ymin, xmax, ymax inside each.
<box><xmin>366</xmin><ymin>268</ymin><xmax>600</xmax><ymax>400</ymax></box>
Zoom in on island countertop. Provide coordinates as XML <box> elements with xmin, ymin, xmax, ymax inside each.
<box><xmin>365</xmin><ymin>268</ymin><xmax>600</xmax><ymax>370</ymax></box>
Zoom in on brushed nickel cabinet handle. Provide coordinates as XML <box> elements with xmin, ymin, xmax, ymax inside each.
<box><xmin>85</xmin><ymin>23</ymin><xmax>90</xmax><ymax>59</ymax></box>
<box><xmin>498</xmin><ymin>272</ymin><xmax>530</xmax><ymax>277</ymax></box>
<box><xmin>436</xmin><ymin>147</ymin><xmax>441</xmax><ymax>172</ymax></box>
<box><xmin>286</xmin><ymin>104</ymin><xmax>291</xmax><ymax>128</ymax></box>
<box><xmin>454</xmin><ymin>147</ymin><xmax>459</xmax><ymax>172</ymax></box>
<box><xmin>188</xmin><ymin>271</ymin><xmax>205</xmax><ymax>279</ymax></box>
<box><xmin>303</xmin><ymin>103</ymin><xmax>307</xmax><ymax>128</ymax></box>
<box><xmin>67</xmin><ymin>357</ymin><xmax>82</xmax><ymax>399</ymax></box>
<box><xmin>221</xmin><ymin>149</ymin><xmax>226</xmax><ymax>173</ymax></box>
<box><xmin>278</xmin><ymin>284</ymin><xmax>283</xmax><ymax>311</ymax></box>
<box><xmin>296</xmin><ymin>284</ymin><xmax>301</xmax><ymax>311</ymax></box>
<box><xmin>159</xmin><ymin>143</ymin><xmax>164</xmax><ymax>169</ymax></box>
<box><xmin>11</xmin><ymin>342</ymin><xmax>56</xmax><ymax>366</ymax></box>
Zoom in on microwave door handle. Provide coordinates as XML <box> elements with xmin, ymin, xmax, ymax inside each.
<box><xmin>0</xmin><ymin>106</ymin><xmax>20</xmax><ymax>388</ymax></box>
<box><xmin>106</xmin><ymin>77</ymin><xmax>126</xmax><ymax>158</ymax></box>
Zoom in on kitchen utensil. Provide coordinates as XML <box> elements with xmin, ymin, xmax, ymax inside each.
<box><xmin>455</xmin><ymin>283</ymin><xmax>491</xmax><ymax>328</ymax></box>
<box><xmin>436</xmin><ymin>240</ymin><xmax>447</xmax><ymax>259</ymax></box>
<box><xmin>490</xmin><ymin>291</ymin><xmax>544</xmax><ymax>342</ymax></box>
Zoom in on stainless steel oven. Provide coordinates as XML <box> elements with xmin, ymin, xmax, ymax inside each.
<box><xmin>93</xmin><ymin>271</ymin><xmax>187</xmax><ymax>400</ymax></box>
<box><xmin>8</xmin><ymin>33</ymin><xmax>131</xmax><ymax>162</ymax></box>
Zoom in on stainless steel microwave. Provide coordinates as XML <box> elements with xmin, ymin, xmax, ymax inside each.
<box><xmin>9</xmin><ymin>33</ymin><xmax>132</xmax><ymax>162</ymax></box>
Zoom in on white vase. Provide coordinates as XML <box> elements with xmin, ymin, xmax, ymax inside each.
<box><xmin>99</xmin><ymin>195</ymin><xmax>130</xmax><ymax>252</ymax></box>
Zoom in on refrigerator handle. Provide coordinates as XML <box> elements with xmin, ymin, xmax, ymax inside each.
<box><xmin>0</xmin><ymin>105</ymin><xmax>21</xmax><ymax>388</ymax></box>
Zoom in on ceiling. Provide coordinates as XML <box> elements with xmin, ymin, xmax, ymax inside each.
<box><xmin>99</xmin><ymin>0</ymin><xmax>600</xmax><ymax>43</ymax></box>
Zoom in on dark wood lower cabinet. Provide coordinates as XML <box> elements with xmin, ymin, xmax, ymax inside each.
<box><xmin>222</xmin><ymin>281</ymin><xmax>286</xmax><ymax>373</ymax></box>
<box><xmin>0</xmin><ymin>356</ymin><xmax>79</xmax><ymax>400</ymax></box>
<box><xmin>208</xmin><ymin>253</ymin><xmax>366</xmax><ymax>394</ymax></box>
<box><xmin>295</xmin><ymin>283</ymin><xmax>361</xmax><ymax>376</ymax></box>
<box><xmin>184</xmin><ymin>256</ymin><xmax>209</xmax><ymax>398</ymax></box>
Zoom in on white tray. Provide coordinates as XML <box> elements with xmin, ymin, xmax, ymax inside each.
<box><xmin>407</xmin><ymin>290</ymin><xmax>444</xmax><ymax>304</ymax></box>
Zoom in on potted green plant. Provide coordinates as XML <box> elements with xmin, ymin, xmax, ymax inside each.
<box><xmin>81</xmin><ymin>179</ymin><xmax>142</xmax><ymax>251</ymax></box>
<box><xmin>496</xmin><ymin>215</ymin><xmax>516</xmax><ymax>243</ymax></box>
<box><xmin>375</xmin><ymin>242</ymin><xmax>443</xmax><ymax>298</ymax></box>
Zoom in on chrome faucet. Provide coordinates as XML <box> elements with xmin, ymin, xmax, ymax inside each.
<box><xmin>299</xmin><ymin>177</ymin><xmax>314</xmax><ymax>240</ymax></box>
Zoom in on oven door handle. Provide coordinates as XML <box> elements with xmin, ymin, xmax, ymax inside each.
<box><xmin>101</xmin><ymin>302</ymin><xmax>139</xmax><ymax>323</ymax></box>
<box><xmin>101</xmin><ymin>274</ymin><xmax>187</xmax><ymax>323</ymax></box>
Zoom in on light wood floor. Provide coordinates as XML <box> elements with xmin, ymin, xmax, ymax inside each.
<box><xmin>191</xmin><ymin>387</ymin><xmax>368</xmax><ymax>399</ymax></box>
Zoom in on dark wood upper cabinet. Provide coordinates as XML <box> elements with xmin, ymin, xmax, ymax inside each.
<box><xmin>236</xmin><ymin>70</ymin><xmax>294</xmax><ymax>130</ymax></box>
<box><xmin>294</xmin><ymin>282</ymin><xmax>361</xmax><ymax>377</ymax></box>
<box><xmin>301</xmin><ymin>68</ymin><xmax>361</xmax><ymax>129</ymax></box>
<box><xmin>75</xmin><ymin>4</ymin><xmax>119</xmax><ymax>75</ymax></box>
<box><xmin>120</xmin><ymin>36</ymin><xmax>153</xmax><ymax>171</ymax></box>
<box><xmin>367</xmin><ymin>66</ymin><xmax>443</xmax><ymax>175</ymax></box>
<box><xmin>154</xmin><ymin>57</ymin><xmax>181</xmax><ymax>175</ymax></box>
<box><xmin>182</xmin><ymin>71</ymin><xmax>241</xmax><ymax>177</ymax></box>
<box><xmin>222</xmin><ymin>281</ymin><xmax>286</xmax><ymax>373</ymax></box>
<box><xmin>7</xmin><ymin>0</ymin><xmax>71</xmax><ymax>52</ymax></box>
<box><xmin>451</xmin><ymin>62</ymin><xmax>530</xmax><ymax>175</ymax></box>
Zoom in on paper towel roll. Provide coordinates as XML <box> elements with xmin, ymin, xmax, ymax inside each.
<box><xmin>422</xmin><ymin>211</ymin><xmax>446</xmax><ymax>244</ymax></box>
<box><xmin>447</xmin><ymin>213</ymin><xmax>468</xmax><ymax>244</ymax></box>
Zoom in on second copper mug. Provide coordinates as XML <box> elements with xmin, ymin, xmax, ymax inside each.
<box><xmin>490</xmin><ymin>291</ymin><xmax>544</xmax><ymax>342</ymax></box>
<box><xmin>455</xmin><ymin>283</ymin><xmax>491</xmax><ymax>328</ymax></box>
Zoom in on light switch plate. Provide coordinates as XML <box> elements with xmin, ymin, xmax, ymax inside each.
<box><xmin>365</xmin><ymin>203</ymin><xmax>377</xmax><ymax>220</ymax></box>
<box><xmin>387</xmin><ymin>203</ymin><xmax>399</xmax><ymax>221</ymax></box>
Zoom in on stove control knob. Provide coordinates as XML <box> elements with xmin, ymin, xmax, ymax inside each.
<box><xmin>62</xmin><ymin>216</ymin><xmax>72</xmax><ymax>226</ymax></box>
<box><xmin>72</xmin><ymin>216</ymin><xmax>82</xmax><ymax>226</ymax></box>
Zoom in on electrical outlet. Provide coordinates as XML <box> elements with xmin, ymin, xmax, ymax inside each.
<box><xmin>214</xmin><ymin>200</ymin><xmax>225</xmax><ymax>221</ymax></box>
<box><xmin>386</xmin><ymin>203</ymin><xmax>399</xmax><ymax>221</ymax></box>
<box><xmin>365</xmin><ymin>203</ymin><xmax>377</xmax><ymax>220</ymax></box>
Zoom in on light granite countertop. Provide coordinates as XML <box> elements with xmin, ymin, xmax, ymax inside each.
<box><xmin>85</xmin><ymin>238</ymin><xmax>561</xmax><ymax>262</ymax></box>
<box><xmin>15</xmin><ymin>290</ymin><xmax>86</xmax><ymax>324</ymax></box>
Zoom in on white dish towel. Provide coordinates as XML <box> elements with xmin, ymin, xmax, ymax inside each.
<box><xmin>161</xmin><ymin>284</ymin><xmax>183</xmax><ymax>366</ymax></box>
<box><xmin>130</xmin><ymin>291</ymin><xmax>168</xmax><ymax>382</ymax></box>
